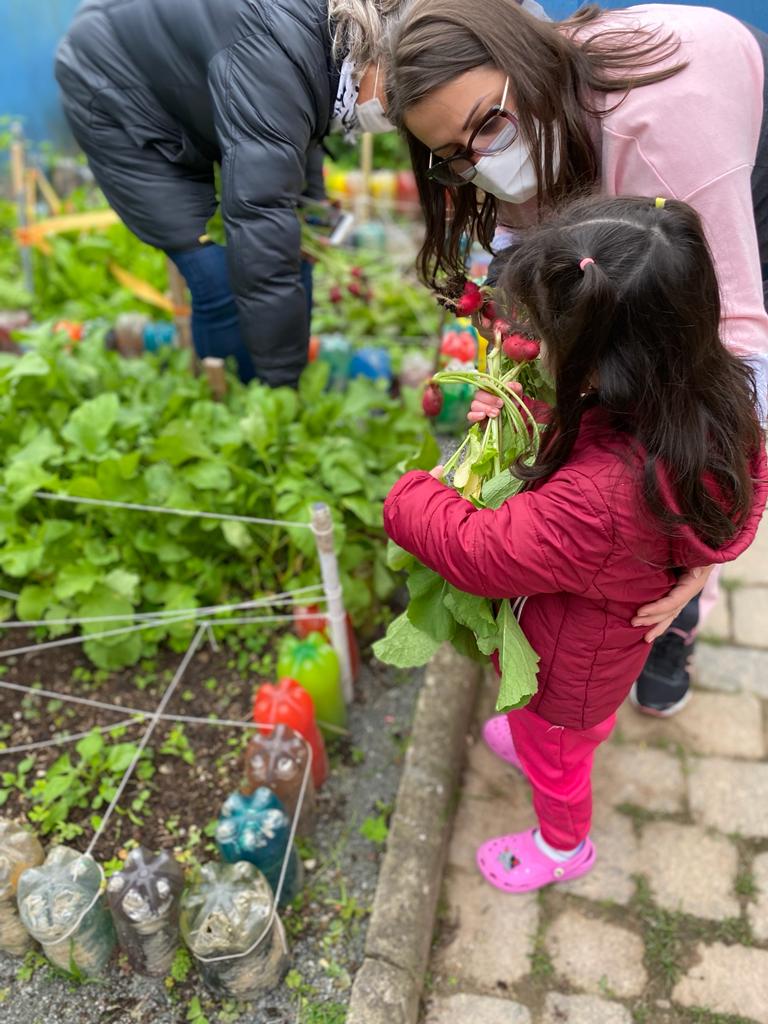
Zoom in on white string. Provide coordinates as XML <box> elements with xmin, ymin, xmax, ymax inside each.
<box><xmin>17</xmin><ymin>488</ymin><xmax>313</xmax><ymax>530</ymax></box>
<box><xmin>0</xmin><ymin>586</ymin><xmax>326</xmax><ymax>629</ymax></box>
<box><xmin>84</xmin><ymin>624</ymin><xmax>207</xmax><ymax>858</ymax></box>
<box><xmin>0</xmin><ymin>614</ymin><xmax>192</xmax><ymax>660</ymax></box>
<box><xmin>0</xmin><ymin>717</ymin><xmax>143</xmax><ymax>754</ymax></box>
<box><xmin>0</xmin><ymin>673</ymin><xmax>350</xmax><ymax>740</ymax></box>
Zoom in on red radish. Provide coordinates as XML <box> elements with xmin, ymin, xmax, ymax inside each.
<box><xmin>520</xmin><ymin>340</ymin><xmax>541</xmax><ymax>361</ymax></box>
<box><xmin>422</xmin><ymin>382</ymin><xmax>443</xmax><ymax>417</ymax></box>
<box><xmin>492</xmin><ymin>318</ymin><xmax>512</xmax><ymax>340</ymax></box>
<box><xmin>503</xmin><ymin>333</ymin><xmax>533</xmax><ymax>361</ymax></box>
<box><xmin>329</xmin><ymin>286</ymin><xmax>343</xmax><ymax>304</ymax></box>
<box><xmin>455</xmin><ymin>281</ymin><xmax>484</xmax><ymax>316</ymax></box>
<box><xmin>481</xmin><ymin>300</ymin><xmax>499</xmax><ymax>322</ymax></box>
<box><xmin>350</xmin><ymin>266</ymin><xmax>365</xmax><ymax>279</ymax></box>
<box><xmin>348</xmin><ymin>281</ymin><xmax>364</xmax><ymax>298</ymax></box>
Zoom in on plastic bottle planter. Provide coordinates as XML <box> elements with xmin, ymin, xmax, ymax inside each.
<box><xmin>105</xmin><ymin>313</ymin><xmax>176</xmax><ymax>358</ymax></box>
<box><xmin>0</xmin><ymin>819</ymin><xmax>44</xmax><ymax>956</ymax></box>
<box><xmin>242</xmin><ymin>724</ymin><xmax>316</xmax><ymax>837</ymax></box>
<box><xmin>399</xmin><ymin>352</ymin><xmax>434</xmax><ymax>390</ymax></box>
<box><xmin>316</xmin><ymin>335</ymin><xmax>352</xmax><ymax>391</ymax></box>
<box><xmin>276</xmin><ymin>633</ymin><xmax>346</xmax><ymax>737</ymax></box>
<box><xmin>180</xmin><ymin>861</ymin><xmax>289</xmax><ymax>998</ymax></box>
<box><xmin>215</xmin><ymin>789</ymin><xmax>303</xmax><ymax>907</ymax></box>
<box><xmin>348</xmin><ymin>346</ymin><xmax>393</xmax><ymax>385</ymax></box>
<box><xmin>106</xmin><ymin>847</ymin><xmax>184</xmax><ymax>977</ymax></box>
<box><xmin>17</xmin><ymin>847</ymin><xmax>115</xmax><ymax>976</ymax></box>
<box><xmin>253</xmin><ymin>678</ymin><xmax>329</xmax><ymax>788</ymax></box>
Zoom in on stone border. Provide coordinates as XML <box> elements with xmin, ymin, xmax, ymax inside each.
<box><xmin>347</xmin><ymin>644</ymin><xmax>483</xmax><ymax>1024</ymax></box>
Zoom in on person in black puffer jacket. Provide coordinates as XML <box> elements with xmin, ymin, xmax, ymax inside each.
<box><xmin>55</xmin><ymin>0</ymin><xmax>402</xmax><ymax>385</ymax></box>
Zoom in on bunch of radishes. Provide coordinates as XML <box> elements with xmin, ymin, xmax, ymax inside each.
<box><xmin>329</xmin><ymin>265</ymin><xmax>373</xmax><ymax>305</ymax></box>
<box><xmin>423</xmin><ymin>279</ymin><xmax>540</xmax><ymax>418</ymax></box>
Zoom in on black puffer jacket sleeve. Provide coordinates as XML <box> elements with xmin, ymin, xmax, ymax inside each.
<box><xmin>209</xmin><ymin>32</ymin><xmax>321</xmax><ymax>387</ymax></box>
<box><xmin>304</xmin><ymin>143</ymin><xmax>327</xmax><ymax>202</ymax></box>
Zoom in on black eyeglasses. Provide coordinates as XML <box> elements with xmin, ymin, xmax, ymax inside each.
<box><xmin>426</xmin><ymin>77</ymin><xmax>519</xmax><ymax>187</ymax></box>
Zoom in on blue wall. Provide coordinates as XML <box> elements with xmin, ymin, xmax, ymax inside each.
<box><xmin>0</xmin><ymin>0</ymin><xmax>81</xmax><ymax>147</ymax></box>
<box><xmin>0</xmin><ymin>0</ymin><xmax>766</xmax><ymax>146</ymax></box>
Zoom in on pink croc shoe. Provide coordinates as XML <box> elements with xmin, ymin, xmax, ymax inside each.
<box><xmin>476</xmin><ymin>828</ymin><xmax>596</xmax><ymax>893</ymax></box>
<box><xmin>481</xmin><ymin>714</ymin><xmax>524</xmax><ymax>773</ymax></box>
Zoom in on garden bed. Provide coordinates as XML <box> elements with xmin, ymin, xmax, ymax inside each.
<box><xmin>0</xmin><ymin>631</ymin><xmax>422</xmax><ymax>1023</ymax></box>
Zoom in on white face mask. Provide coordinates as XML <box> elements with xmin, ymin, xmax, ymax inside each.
<box><xmin>355</xmin><ymin>62</ymin><xmax>395</xmax><ymax>135</ymax></box>
<box><xmin>472</xmin><ymin>118</ymin><xmax>558</xmax><ymax>204</ymax></box>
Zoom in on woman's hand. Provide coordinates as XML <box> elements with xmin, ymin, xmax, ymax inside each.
<box><xmin>632</xmin><ymin>565</ymin><xmax>713</xmax><ymax>642</ymax></box>
<box><xmin>467</xmin><ymin>381</ymin><xmax>523</xmax><ymax>423</ymax></box>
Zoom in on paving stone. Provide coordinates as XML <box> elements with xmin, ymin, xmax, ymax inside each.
<box><xmin>698</xmin><ymin>592</ymin><xmax>732</xmax><ymax>643</ymax></box>
<box><xmin>462</xmin><ymin>734</ymin><xmax>530</xmax><ymax>799</ymax></box>
<box><xmin>434</xmin><ymin>866</ymin><xmax>538</xmax><ymax>992</ymax></box>
<box><xmin>425</xmin><ymin>993</ymin><xmax>531</xmax><ymax>1024</ymax></box>
<box><xmin>564</xmin><ymin>812</ymin><xmax>638</xmax><ymax>906</ymax></box>
<box><xmin>546</xmin><ymin>909</ymin><xmax>647</xmax><ymax>998</ymax></box>
<box><xmin>672</xmin><ymin>943</ymin><xmax>768</xmax><ymax>1023</ymax></box>
<box><xmin>448</xmin><ymin>759</ymin><xmax>533</xmax><ymax>872</ymax></box>
<box><xmin>722</xmin><ymin>510</ymin><xmax>768</xmax><ymax>585</ymax></box>
<box><xmin>731</xmin><ymin>586</ymin><xmax>768</xmax><ymax>648</ymax></box>
<box><xmin>694</xmin><ymin>642</ymin><xmax>768</xmax><ymax>698</ymax></box>
<box><xmin>688</xmin><ymin>757</ymin><xmax>768</xmax><ymax>838</ymax></box>
<box><xmin>637</xmin><ymin>822</ymin><xmax>739</xmax><ymax>919</ymax></box>
<box><xmin>542</xmin><ymin>993</ymin><xmax>633</xmax><ymax>1024</ymax></box>
<box><xmin>615</xmin><ymin>691</ymin><xmax>765</xmax><ymax>759</ymax></box>
<box><xmin>593</xmin><ymin>744</ymin><xmax>685</xmax><ymax>814</ymax></box>
<box><xmin>748</xmin><ymin>851</ymin><xmax>768</xmax><ymax>942</ymax></box>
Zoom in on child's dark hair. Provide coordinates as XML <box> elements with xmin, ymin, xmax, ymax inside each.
<box><xmin>502</xmin><ymin>195</ymin><xmax>762</xmax><ymax>549</ymax></box>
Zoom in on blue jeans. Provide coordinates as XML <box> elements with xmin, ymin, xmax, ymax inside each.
<box><xmin>166</xmin><ymin>243</ymin><xmax>313</xmax><ymax>385</ymax></box>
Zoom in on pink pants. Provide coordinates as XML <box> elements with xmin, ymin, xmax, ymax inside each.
<box><xmin>507</xmin><ymin>705</ymin><xmax>616</xmax><ymax>850</ymax></box>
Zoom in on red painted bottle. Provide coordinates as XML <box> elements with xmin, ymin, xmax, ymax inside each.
<box><xmin>252</xmin><ymin>678</ymin><xmax>328</xmax><ymax>788</ymax></box>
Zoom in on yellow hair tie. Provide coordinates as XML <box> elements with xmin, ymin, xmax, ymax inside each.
<box><xmin>654</xmin><ymin>197</ymin><xmax>666</xmax><ymax>209</ymax></box>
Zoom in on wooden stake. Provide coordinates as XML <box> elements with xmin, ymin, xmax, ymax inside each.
<box><xmin>311</xmin><ymin>502</ymin><xmax>353</xmax><ymax>703</ymax></box>
<box><xmin>33</xmin><ymin>168</ymin><xmax>62</xmax><ymax>216</ymax></box>
<box><xmin>10</xmin><ymin>123</ymin><xmax>34</xmax><ymax>296</ymax></box>
<box><xmin>357</xmin><ymin>132</ymin><xmax>374</xmax><ymax>224</ymax></box>
<box><xmin>202</xmin><ymin>357</ymin><xmax>226</xmax><ymax>400</ymax></box>
<box><xmin>24</xmin><ymin>168</ymin><xmax>37</xmax><ymax>226</ymax></box>
<box><xmin>166</xmin><ymin>259</ymin><xmax>193</xmax><ymax>350</ymax></box>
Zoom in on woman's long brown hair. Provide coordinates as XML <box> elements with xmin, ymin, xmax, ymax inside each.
<box><xmin>386</xmin><ymin>0</ymin><xmax>687</xmax><ymax>287</ymax></box>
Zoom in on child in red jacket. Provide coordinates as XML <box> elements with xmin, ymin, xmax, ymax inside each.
<box><xmin>383</xmin><ymin>195</ymin><xmax>767</xmax><ymax>892</ymax></box>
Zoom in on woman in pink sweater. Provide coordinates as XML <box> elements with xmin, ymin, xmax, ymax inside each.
<box><xmin>386</xmin><ymin>0</ymin><xmax>768</xmax><ymax>714</ymax></box>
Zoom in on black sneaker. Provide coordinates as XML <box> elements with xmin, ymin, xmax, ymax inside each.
<box><xmin>630</xmin><ymin>595</ymin><xmax>700</xmax><ymax>717</ymax></box>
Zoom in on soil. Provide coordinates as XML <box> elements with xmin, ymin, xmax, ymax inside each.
<box><xmin>0</xmin><ymin>625</ymin><xmax>423</xmax><ymax>1022</ymax></box>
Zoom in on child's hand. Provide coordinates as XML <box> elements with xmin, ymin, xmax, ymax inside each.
<box><xmin>468</xmin><ymin>381</ymin><xmax>524</xmax><ymax>423</ymax></box>
<box><xmin>429</xmin><ymin>465</ymin><xmax>445</xmax><ymax>480</ymax></box>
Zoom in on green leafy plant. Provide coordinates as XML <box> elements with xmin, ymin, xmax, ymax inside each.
<box><xmin>374</xmin><ymin>336</ymin><xmax>545</xmax><ymax>713</ymax></box>
<box><xmin>24</xmin><ymin>727</ymin><xmax>154</xmax><ymax>839</ymax></box>
<box><xmin>159</xmin><ymin>724</ymin><xmax>196</xmax><ymax>766</ymax></box>
<box><xmin>0</xmin><ymin>327</ymin><xmax>431</xmax><ymax>666</ymax></box>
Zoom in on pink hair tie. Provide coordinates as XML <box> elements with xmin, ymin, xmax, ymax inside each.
<box><xmin>579</xmin><ymin>257</ymin><xmax>595</xmax><ymax>272</ymax></box>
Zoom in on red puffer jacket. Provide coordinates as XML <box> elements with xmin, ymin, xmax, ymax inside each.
<box><xmin>383</xmin><ymin>408</ymin><xmax>768</xmax><ymax>729</ymax></box>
